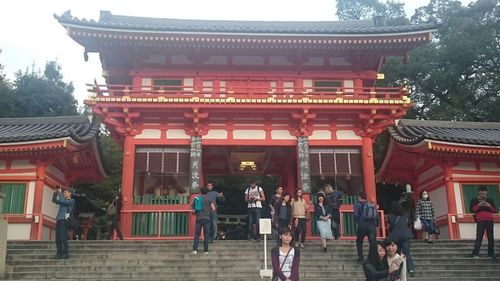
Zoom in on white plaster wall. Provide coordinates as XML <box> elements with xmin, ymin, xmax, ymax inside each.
<box><xmin>46</xmin><ymin>165</ymin><xmax>65</xmax><ymax>182</ymax></box>
<box><xmin>143</xmin><ymin>55</ymin><xmax>165</xmax><ymax>64</ymax></box>
<box><xmin>11</xmin><ymin>160</ymin><xmax>35</xmax><ymax>169</ymax></box>
<box><xmin>429</xmin><ymin>187</ymin><xmax>448</xmax><ymax>217</ymax></box>
<box><xmin>233</xmin><ymin>130</ymin><xmax>266</xmax><ymax>140</ymax></box>
<box><xmin>418</xmin><ymin>166</ymin><xmax>443</xmax><ymax>183</ymax></box>
<box><xmin>271</xmin><ymin>130</ymin><xmax>295</xmax><ymax>140</ymax></box>
<box><xmin>42</xmin><ymin>226</ymin><xmax>52</xmax><ymax>241</ymax></box>
<box><xmin>171</xmin><ymin>55</ymin><xmax>192</xmax><ymax>64</ymax></box>
<box><xmin>269</xmin><ymin>56</ymin><xmax>292</xmax><ymax>66</ymax></box>
<box><xmin>330</xmin><ymin>57</ymin><xmax>351</xmax><ymax>66</ymax></box>
<box><xmin>336</xmin><ymin>130</ymin><xmax>361</xmax><ymax>140</ymax></box>
<box><xmin>310</xmin><ymin>130</ymin><xmax>332</xmax><ymax>140</ymax></box>
<box><xmin>454</xmin><ymin>182</ymin><xmax>464</xmax><ymax>214</ymax></box>
<box><xmin>204</xmin><ymin>56</ymin><xmax>228</xmax><ymax>65</ymax></box>
<box><xmin>437</xmin><ymin>225</ymin><xmax>449</xmax><ymax>239</ymax></box>
<box><xmin>184</xmin><ymin>78</ymin><xmax>194</xmax><ymax>91</ymax></box>
<box><xmin>480</xmin><ymin>162</ymin><xmax>500</xmax><ymax>172</ymax></box>
<box><xmin>142</xmin><ymin>78</ymin><xmax>152</xmax><ymax>90</ymax></box>
<box><xmin>134</xmin><ymin>129</ymin><xmax>161</xmax><ymax>139</ymax></box>
<box><xmin>0</xmin><ymin>160</ymin><xmax>5</xmax><ymax>169</ymax></box>
<box><xmin>343</xmin><ymin>80</ymin><xmax>354</xmax><ymax>93</ymax></box>
<box><xmin>454</xmin><ymin>161</ymin><xmax>475</xmax><ymax>171</ymax></box>
<box><xmin>452</xmin><ymin>174</ymin><xmax>499</xmax><ymax>178</ymax></box>
<box><xmin>7</xmin><ymin>223</ymin><xmax>31</xmax><ymax>240</ymax></box>
<box><xmin>166</xmin><ymin>129</ymin><xmax>190</xmax><ymax>139</ymax></box>
<box><xmin>0</xmin><ymin>173</ymin><xmax>36</xmax><ymax>177</ymax></box>
<box><xmin>232</xmin><ymin>56</ymin><xmax>264</xmax><ymax>65</ymax></box>
<box><xmin>204</xmin><ymin>129</ymin><xmax>228</xmax><ymax>139</ymax></box>
<box><xmin>457</xmin><ymin>223</ymin><xmax>500</xmax><ymax>239</ymax></box>
<box><xmin>26</xmin><ymin>181</ymin><xmax>35</xmax><ymax>215</ymax></box>
<box><xmin>42</xmin><ymin>185</ymin><xmax>58</xmax><ymax>218</ymax></box>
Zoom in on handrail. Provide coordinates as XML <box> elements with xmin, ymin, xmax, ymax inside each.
<box><xmin>87</xmin><ymin>83</ymin><xmax>407</xmax><ymax>100</ymax></box>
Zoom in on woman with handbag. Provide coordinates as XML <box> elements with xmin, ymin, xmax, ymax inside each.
<box><xmin>271</xmin><ymin>227</ymin><xmax>300</xmax><ymax>281</ymax></box>
<box><xmin>415</xmin><ymin>190</ymin><xmax>437</xmax><ymax>244</ymax></box>
<box><xmin>51</xmin><ymin>186</ymin><xmax>75</xmax><ymax>259</ymax></box>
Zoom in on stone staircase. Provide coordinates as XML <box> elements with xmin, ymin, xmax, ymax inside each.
<box><xmin>2</xmin><ymin>239</ymin><xmax>499</xmax><ymax>281</ymax></box>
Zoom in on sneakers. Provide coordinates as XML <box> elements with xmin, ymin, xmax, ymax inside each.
<box><xmin>192</xmin><ymin>250</ymin><xmax>198</xmax><ymax>254</ymax></box>
<box><xmin>471</xmin><ymin>254</ymin><xmax>479</xmax><ymax>259</ymax></box>
<box><xmin>408</xmin><ymin>270</ymin><xmax>415</xmax><ymax>277</ymax></box>
<box><xmin>300</xmin><ymin>243</ymin><xmax>305</xmax><ymax>248</ymax></box>
<box><xmin>323</xmin><ymin>247</ymin><xmax>327</xmax><ymax>253</ymax></box>
<box><xmin>204</xmin><ymin>252</ymin><xmax>209</xmax><ymax>255</ymax></box>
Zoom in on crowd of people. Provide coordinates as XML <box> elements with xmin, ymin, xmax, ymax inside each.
<box><xmin>52</xmin><ymin>180</ymin><xmax>497</xmax><ymax>281</ymax></box>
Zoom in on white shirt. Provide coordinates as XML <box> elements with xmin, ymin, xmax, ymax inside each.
<box><xmin>245</xmin><ymin>186</ymin><xmax>263</xmax><ymax>208</ymax></box>
<box><xmin>278</xmin><ymin>248</ymin><xmax>295</xmax><ymax>281</ymax></box>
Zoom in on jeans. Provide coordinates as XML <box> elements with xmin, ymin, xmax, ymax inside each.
<box><xmin>399</xmin><ymin>239</ymin><xmax>414</xmax><ymax>271</ymax></box>
<box><xmin>294</xmin><ymin>218</ymin><xmax>307</xmax><ymax>244</ymax></box>
<box><xmin>55</xmin><ymin>220</ymin><xmax>69</xmax><ymax>257</ymax></box>
<box><xmin>421</xmin><ymin>218</ymin><xmax>435</xmax><ymax>234</ymax></box>
<box><xmin>193</xmin><ymin>219</ymin><xmax>210</xmax><ymax>252</ymax></box>
<box><xmin>210</xmin><ymin>213</ymin><xmax>218</xmax><ymax>241</ymax></box>
<box><xmin>356</xmin><ymin>221</ymin><xmax>377</xmax><ymax>260</ymax></box>
<box><xmin>247</xmin><ymin>208</ymin><xmax>262</xmax><ymax>239</ymax></box>
<box><xmin>110</xmin><ymin>215</ymin><xmax>123</xmax><ymax>240</ymax></box>
<box><xmin>472</xmin><ymin>220</ymin><xmax>495</xmax><ymax>256</ymax></box>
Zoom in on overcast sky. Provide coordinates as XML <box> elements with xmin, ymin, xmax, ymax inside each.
<box><xmin>0</xmin><ymin>0</ymin><xmax>471</xmax><ymax>106</ymax></box>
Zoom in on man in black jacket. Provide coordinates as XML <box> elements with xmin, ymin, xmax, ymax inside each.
<box><xmin>470</xmin><ymin>186</ymin><xmax>496</xmax><ymax>260</ymax></box>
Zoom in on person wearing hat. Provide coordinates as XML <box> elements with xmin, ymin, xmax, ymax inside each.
<box><xmin>52</xmin><ymin>186</ymin><xmax>75</xmax><ymax>259</ymax></box>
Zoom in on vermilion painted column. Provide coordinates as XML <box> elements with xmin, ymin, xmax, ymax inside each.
<box><xmin>120</xmin><ymin>135</ymin><xmax>135</xmax><ymax>239</ymax></box>
<box><xmin>30</xmin><ymin>162</ymin><xmax>46</xmax><ymax>240</ymax></box>
<box><xmin>361</xmin><ymin>136</ymin><xmax>377</xmax><ymax>203</ymax></box>
<box><xmin>444</xmin><ymin>165</ymin><xmax>458</xmax><ymax>239</ymax></box>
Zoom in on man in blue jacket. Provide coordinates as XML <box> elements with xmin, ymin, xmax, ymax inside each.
<box><xmin>52</xmin><ymin>186</ymin><xmax>75</xmax><ymax>259</ymax></box>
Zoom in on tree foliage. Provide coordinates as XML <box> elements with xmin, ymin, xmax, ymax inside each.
<box><xmin>336</xmin><ymin>0</ymin><xmax>408</xmax><ymax>24</ymax></box>
<box><xmin>382</xmin><ymin>0</ymin><xmax>500</xmax><ymax>121</ymax></box>
<box><xmin>11</xmin><ymin>61</ymin><xmax>78</xmax><ymax>117</ymax></box>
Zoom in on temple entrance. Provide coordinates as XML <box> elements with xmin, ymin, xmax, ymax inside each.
<box><xmin>202</xmin><ymin>145</ymin><xmax>293</xmax><ymax>239</ymax></box>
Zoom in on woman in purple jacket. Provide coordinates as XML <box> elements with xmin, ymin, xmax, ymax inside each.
<box><xmin>271</xmin><ymin>227</ymin><xmax>300</xmax><ymax>281</ymax></box>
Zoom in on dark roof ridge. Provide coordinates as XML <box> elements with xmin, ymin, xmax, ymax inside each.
<box><xmin>398</xmin><ymin>119</ymin><xmax>500</xmax><ymax>130</ymax></box>
<box><xmin>0</xmin><ymin>116</ymin><xmax>87</xmax><ymax>126</ymax></box>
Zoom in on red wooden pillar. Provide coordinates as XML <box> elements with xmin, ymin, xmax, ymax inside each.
<box><xmin>120</xmin><ymin>135</ymin><xmax>136</xmax><ymax>239</ymax></box>
<box><xmin>444</xmin><ymin>164</ymin><xmax>458</xmax><ymax>239</ymax></box>
<box><xmin>30</xmin><ymin>162</ymin><xmax>46</xmax><ymax>240</ymax></box>
<box><xmin>361</xmin><ymin>136</ymin><xmax>377</xmax><ymax>203</ymax></box>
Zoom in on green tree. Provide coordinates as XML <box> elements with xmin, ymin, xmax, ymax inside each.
<box><xmin>13</xmin><ymin>61</ymin><xmax>78</xmax><ymax>117</ymax></box>
<box><xmin>74</xmin><ymin>131</ymin><xmax>123</xmax><ymax>204</ymax></box>
<box><xmin>382</xmin><ymin>0</ymin><xmax>500</xmax><ymax>121</ymax></box>
<box><xmin>0</xmin><ymin>49</ymin><xmax>16</xmax><ymax>118</ymax></box>
<box><xmin>336</xmin><ymin>0</ymin><xmax>408</xmax><ymax>24</ymax></box>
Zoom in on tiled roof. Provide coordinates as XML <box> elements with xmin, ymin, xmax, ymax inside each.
<box><xmin>388</xmin><ymin>119</ymin><xmax>500</xmax><ymax>146</ymax></box>
<box><xmin>0</xmin><ymin>116</ymin><xmax>100</xmax><ymax>144</ymax></box>
<box><xmin>54</xmin><ymin>10</ymin><xmax>437</xmax><ymax>35</ymax></box>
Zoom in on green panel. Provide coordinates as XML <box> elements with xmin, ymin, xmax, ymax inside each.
<box><xmin>132</xmin><ymin>212</ymin><xmax>159</xmax><ymax>236</ymax></box>
<box><xmin>462</xmin><ymin>184</ymin><xmax>500</xmax><ymax>213</ymax></box>
<box><xmin>160</xmin><ymin>212</ymin><xmax>188</xmax><ymax>236</ymax></box>
<box><xmin>134</xmin><ymin>195</ymin><xmax>189</xmax><ymax>205</ymax></box>
<box><xmin>0</xmin><ymin>183</ymin><xmax>26</xmax><ymax>214</ymax></box>
<box><xmin>342</xmin><ymin>212</ymin><xmax>357</xmax><ymax>236</ymax></box>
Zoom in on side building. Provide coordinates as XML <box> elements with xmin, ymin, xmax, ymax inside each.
<box><xmin>377</xmin><ymin>119</ymin><xmax>500</xmax><ymax>239</ymax></box>
<box><xmin>56</xmin><ymin>10</ymin><xmax>436</xmax><ymax>239</ymax></box>
<box><xmin>0</xmin><ymin>116</ymin><xmax>106</xmax><ymax>240</ymax></box>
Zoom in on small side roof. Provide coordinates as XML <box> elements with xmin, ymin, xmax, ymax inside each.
<box><xmin>0</xmin><ymin>115</ymin><xmax>100</xmax><ymax>144</ymax></box>
<box><xmin>388</xmin><ymin>119</ymin><xmax>500</xmax><ymax>146</ymax></box>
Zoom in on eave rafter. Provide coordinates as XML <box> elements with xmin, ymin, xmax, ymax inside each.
<box><xmin>184</xmin><ymin>108</ymin><xmax>209</xmax><ymax>136</ymax></box>
<box><xmin>292</xmin><ymin>108</ymin><xmax>316</xmax><ymax>136</ymax></box>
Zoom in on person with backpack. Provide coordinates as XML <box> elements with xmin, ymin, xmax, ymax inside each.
<box><xmin>52</xmin><ymin>186</ymin><xmax>76</xmax><ymax>259</ymax></box>
<box><xmin>191</xmin><ymin>187</ymin><xmax>216</xmax><ymax>255</ymax></box>
<box><xmin>245</xmin><ymin>180</ymin><xmax>266</xmax><ymax>241</ymax></box>
<box><xmin>354</xmin><ymin>191</ymin><xmax>379</xmax><ymax>262</ymax></box>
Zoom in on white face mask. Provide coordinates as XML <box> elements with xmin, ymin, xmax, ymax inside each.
<box><xmin>422</xmin><ymin>194</ymin><xmax>429</xmax><ymax>199</ymax></box>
